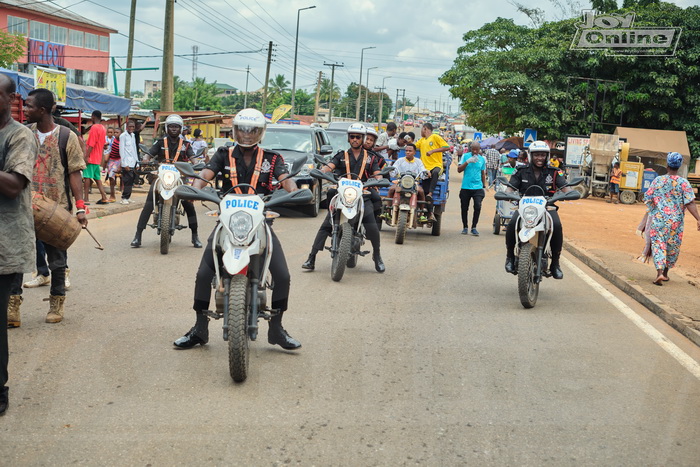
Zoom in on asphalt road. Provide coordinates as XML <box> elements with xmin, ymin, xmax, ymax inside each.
<box><xmin>3</xmin><ymin>194</ymin><xmax>700</xmax><ymax>466</ymax></box>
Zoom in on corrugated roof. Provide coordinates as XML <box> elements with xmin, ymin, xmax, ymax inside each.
<box><xmin>0</xmin><ymin>0</ymin><xmax>117</xmax><ymax>33</ymax></box>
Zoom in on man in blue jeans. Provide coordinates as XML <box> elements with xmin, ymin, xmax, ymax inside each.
<box><xmin>457</xmin><ymin>141</ymin><xmax>487</xmax><ymax>236</ymax></box>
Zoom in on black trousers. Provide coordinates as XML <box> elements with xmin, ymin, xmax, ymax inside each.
<box><xmin>193</xmin><ymin>228</ymin><xmax>291</xmax><ymax>313</ymax></box>
<box><xmin>459</xmin><ymin>188</ymin><xmax>485</xmax><ymax>229</ymax></box>
<box><xmin>421</xmin><ymin>167</ymin><xmax>442</xmax><ymax>213</ymax></box>
<box><xmin>136</xmin><ymin>184</ymin><xmax>197</xmax><ymax>232</ymax></box>
<box><xmin>1</xmin><ymin>273</ymin><xmax>20</xmax><ymax>389</ymax></box>
<box><xmin>310</xmin><ymin>199</ymin><xmax>380</xmax><ymax>254</ymax></box>
<box><xmin>121</xmin><ymin>168</ymin><xmax>136</xmax><ymax>199</ymax></box>
<box><xmin>11</xmin><ymin>244</ymin><xmax>67</xmax><ymax>296</ymax></box>
<box><xmin>506</xmin><ymin>210</ymin><xmax>563</xmax><ymax>261</ymax></box>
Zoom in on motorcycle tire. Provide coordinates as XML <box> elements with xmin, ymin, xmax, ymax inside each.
<box><xmin>493</xmin><ymin>212</ymin><xmax>501</xmax><ymax>235</ymax></box>
<box><xmin>228</xmin><ymin>274</ymin><xmax>251</xmax><ymax>383</ymax></box>
<box><xmin>431</xmin><ymin>212</ymin><xmax>442</xmax><ymax>236</ymax></box>
<box><xmin>395</xmin><ymin>210</ymin><xmax>408</xmax><ymax>244</ymax></box>
<box><xmin>159</xmin><ymin>201</ymin><xmax>172</xmax><ymax>255</ymax></box>
<box><xmin>517</xmin><ymin>243</ymin><xmax>539</xmax><ymax>309</ymax></box>
<box><xmin>331</xmin><ymin>222</ymin><xmax>352</xmax><ymax>282</ymax></box>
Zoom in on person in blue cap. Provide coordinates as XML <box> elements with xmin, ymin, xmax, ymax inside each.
<box><xmin>641</xmin><ymin>152</ymin><xmax>700</xmax><ymax>285</ymax></box>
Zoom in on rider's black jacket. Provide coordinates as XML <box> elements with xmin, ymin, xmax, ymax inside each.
<box><xmin>509</xmin><ymin>164</ymin><xmax>567</xmax><ymax>196</ymax></box>
<box><xmin>329</xmin><ymin>148</ymin><xmax>380</xmax><ymax>182</ymax></box>
<box><xmin>148</xmin><ymin>135</ymin><xmax>194</xmax><ymax>163</ymax></box>
<box><xmin>206</xmin><ymin>144</ymin><xmax>288</xmax><ymax>195</ymax></box>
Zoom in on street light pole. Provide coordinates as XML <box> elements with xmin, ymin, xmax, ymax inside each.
<box><xmin>377</xmin><ymin>75</ymin><xmax>391</xmax><ymax>124</ymax></box>
<box><xmin>363</xmin><ymin>66</ymin><xmax>377</xmax><ymax>122</ymax></box>
<box><xmin>291</xmin><ymin>5</ymin><xmax>316</xmax><ymax>119</ymax></box>
<box><xmin>355</xmin><ymin>46</ymin><xmax>375</xmax><ymax>121</ymax></box>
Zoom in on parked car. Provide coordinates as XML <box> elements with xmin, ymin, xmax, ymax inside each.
<box><xmin>260</xmin><ymin>124</ymin><xmax>334</xmax><ymax>217</ymax></box>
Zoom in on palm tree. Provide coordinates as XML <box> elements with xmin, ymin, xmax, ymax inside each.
<box><xmin>268</xmin><ymin>74</ymin><xmax>290</xmax><ymax>102</ymax></box>
<box><xmin>319</xmin><ymin>78</ymin><xmax>340</xmax><ymax>109</ymax></box>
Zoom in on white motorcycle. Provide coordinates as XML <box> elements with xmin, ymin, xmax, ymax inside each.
<box><xmin>494</xmin><ymin>177</ymin><xmax>582</xmax><ymax>308</ymax></box>
<box><xmin>174</xmin><ymin>162</ymin><xmax>312</xmax><ymax>383</ymax></box>
<box><xmin>310</xmin><ymin>168</ymin><xmax>390</xmax><ymax>282</ymax></box>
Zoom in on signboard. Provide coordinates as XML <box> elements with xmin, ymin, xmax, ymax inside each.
<box><xmin>27</xmin><ymin>39</ymin><xmax>65</xmax><ymax>68</ymax></box>
<box><xmin>271</xmin><ymin>104</ymin><xmax>292</xmax><ymax>123</ymax></box>
<box><xmin>524</xmin><ymin>128</ymin><xmax>537</xmax><ymax>147</ymax></box>
<box><xmin>564</xmin><ymin>134</ymin><xmax>627</xmax><ymax>167</ymax></box>
<box><xmin>473</xmin><ymin>132</ymin><xmax>483</xmax><ymax>142</ymax></box>
<box><xmin>33</xmin><ymin>67</ymin><xmax>67</xmax><ymax>106</ymax></box>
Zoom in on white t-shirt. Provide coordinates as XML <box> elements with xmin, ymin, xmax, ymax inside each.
<box><xmin>392</xmin><ymin>156</ymin><xmax>427</xmax><ymax>178</ymax></box>
<box><xmin>375</xmin><ymin>132</ymin><xmax>389</xmax><ymax>157</ymax></box>
<box><xmin>36</xmin><ymin>126</ymin><xmax>57</xmax><ymax>145</ymax></box>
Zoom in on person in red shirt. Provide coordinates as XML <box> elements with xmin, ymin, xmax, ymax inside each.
<box><xmin>82</xmin><ymin>110</ymin><xmax>109</xmax><ymax>205</ymax></box>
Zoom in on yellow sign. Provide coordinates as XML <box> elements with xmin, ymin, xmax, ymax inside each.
<box><xmin>271</xmin><ymin>104</ymin><xmax>292</xmax><ymax>124</ymax></box>
<box><xmin>33</xmin><ymin>67</ymin><xmax>67</xmax><ymax>106</ymax></box>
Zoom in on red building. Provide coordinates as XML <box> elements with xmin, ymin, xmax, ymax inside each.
<box><xmin>0</xmin><ymin>0</ymin><xmax>116</xmax><ymax>89</ymax></box>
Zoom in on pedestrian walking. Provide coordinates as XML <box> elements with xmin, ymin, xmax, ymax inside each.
<box><xmin>484</xmin><ymin>146</ymin><xmax>500</xmax><ymax>187</ymax></box>
<box><xmin>0</xmin><ymin>73</ymin><xmax>39</xmax><ymax>415</ymax></box>
<box><xmin>608</xmin><ymin>162</ymin><xmax>621</xmax><ymax>204</ymax></box>
<box><xmin>119</xmin><ymin>120</ymin><xmax>138</xmax><ymax>204</ymax></box>
<box><xmin>105</xmin><ymin>128</ymin><xmax>120</xmax><ymax>203</ymax></box>
<box><xmin>82</xmin><ymin>110</ymin><xmax>109</xmax><ymax>205</ymax></box>
<box><xmin>457</xmin><ymin>141</ymin><xmax>487</xmax><ymax>236</ymax></box>
<box><xmin>639</xmin><ymin>152</ymin><xmax>700</xmax><ymax>286</ymax></box>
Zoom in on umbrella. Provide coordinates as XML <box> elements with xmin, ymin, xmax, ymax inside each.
<box><xmin>495</xmin><ymin>136</ymin><xmax>524</xmax><ymax>151</ymax></box>
<box><xmin>480</xmin><ymin>136</ymin><xmax>499</xmax><ymax>148</ymax></box>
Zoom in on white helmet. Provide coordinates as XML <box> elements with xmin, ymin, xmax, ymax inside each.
<box><xmin>347</xmin><ymin>123</ymin><xmax>366</xmax><ymax>136</ymax></box>
<box><xmin>528</xmin><ymin>140</ymin><xmax>550</xmax><ymax>155</ymax></box>
<box><xmin>364</xmin><ymin>126</ymin><xmax>378</xmax><ymax>139</ymax></box>
<box><xmin>233</xmin><ymin>108</ymin><xmax>266</xmax><ymax>148</ymax></box>
<box><xmin>164</xmin><ymin>114</ymin><xmax>184</xmax><ymax>130</ymax></box>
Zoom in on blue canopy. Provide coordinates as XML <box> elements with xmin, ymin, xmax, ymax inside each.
<box><xmin>1</xmin><ymin>68</ymin><xmax>132</xmax><ymax>116</ymax></box>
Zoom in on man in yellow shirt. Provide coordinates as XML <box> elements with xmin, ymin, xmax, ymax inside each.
<box><xmin>415</xmin><ymin>122</ymin><xmax>450</xmax><ymax>216</ymax></box>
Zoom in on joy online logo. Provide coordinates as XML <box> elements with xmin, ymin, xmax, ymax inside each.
<box><xmin>571</xmin><ymin>10</ymin><xmax>682</xmax><ymax>56</ymax></box>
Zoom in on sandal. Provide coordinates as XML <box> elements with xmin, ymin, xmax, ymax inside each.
<box><xmin>653</xmin><ymin>277</ymin><xmax>664</xmax><ymax>286</ymax></box>
<box><xmin>96</xmin><ymin>199</ymin><xmax>109</xmax><ymax>205</ymax></box>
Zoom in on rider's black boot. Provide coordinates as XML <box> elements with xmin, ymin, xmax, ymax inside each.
<box><xmin>130</xmin><ymin>230</ymin><xmax>142</xmax><ymax>248</ymax></box>
<box><xmin>191</xmin><ymin>231</ymin><xmax>202</xmax><ymax>248</ymax></box>
<box><xmin>373</xmin><ymin>252</ymin><xmax>386</xmax><ymax>273</ymax></box>
<box><xmin>505</xmin><ymin>255</ymin><xmax>515</xmax><ymax>274</ymax></box>
<box><xmin>268</xmin><ymin>312</ymin><xmax>301</xmax><ymax>350</ymax></box>
<box><xmin>173</xmin><ymin>311</ymin><xmax>209</xmax><ymax>349</ymax></box>
<box><xmin>301</xmin><ymin>251</ymin><xmax>316</xmax><ymax>271</ymax></box>
<box><xmin>550</xmin><ymin>258</ymin><xmax>563</xmax><ymax>280</ymax></box>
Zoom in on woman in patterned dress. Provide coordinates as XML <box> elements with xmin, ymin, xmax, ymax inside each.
<box><xmin>643</xmin><ymin>152</ymin><xmax>700</xmax><ymax>285</ymax></box>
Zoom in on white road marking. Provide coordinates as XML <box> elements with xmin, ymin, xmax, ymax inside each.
<box><xmin>562</xmin><ymin>257</ymin><xmax>700</xmax><ymax>380</ymax></box>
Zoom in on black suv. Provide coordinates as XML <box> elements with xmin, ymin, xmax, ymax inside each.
<box><xmin>261</xmin><ymin>124</ymin><xmax>334</xmax><ymax>217</ymax></box>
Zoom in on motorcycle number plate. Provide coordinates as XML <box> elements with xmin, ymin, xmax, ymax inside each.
<box><xmin>339</xmin><ymin>179</ymin><xmax>362</xmax><ymax>189</ymax></box>
<box><xmin>233</xmin><ymin>248</ymin><xmax>243</xmax><ymax>259</ymax></box>
<box><xmin>400</xmin><ymin>204</ymin><xmax>410</xmax><ymax>210</ymax></box>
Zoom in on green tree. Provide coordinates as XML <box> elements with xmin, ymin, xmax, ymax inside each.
<box><xmin>174</xmin><ymin>77</ymin><xmax>222</xmax><ymax>111</ymax></box>
<box><xmin>141</xmin><ymin>90</ymin><xmax>162</xmax><ymax>110</ymax></box>
<box><xmin>319</xmin><ymin>77</ymin><xmax>341</xmax><ymax>109</ymax></box>
<box><xmin>0</xmin><ymin>31</ymin><xmax>26</xmax><ymax>68</ymax></box>
<box><xmin>268</xmin><ymin>74</ymin><xmax>290</xmax><ymax>102</ymax></box>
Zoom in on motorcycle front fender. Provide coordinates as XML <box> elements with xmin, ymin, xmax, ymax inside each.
<box><xmin>340</xmin><ymin>205</ymin><xmax>358</xmax><ymax>220</ymax></box>
<box><xmin>518</xmin><ymin>224</ymin><xmax>544</xmax><ymax>244</ymax></box>
<box><xmin>399</xmin><ymin>204</ymin><xmax>410</xmax><ymax>211</ymax></box>
<box><xmin>222</xmin><ymin>238</ymin><xmax>261</xmax><ymax>275</ymax></box>
<box><xmin>160</xmin><ymin>189</ymin><xmax>176</xmax><ymax>200</ymax></box>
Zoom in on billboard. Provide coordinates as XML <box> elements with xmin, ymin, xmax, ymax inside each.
<box><xmin>34</xmin><ymin>67</ymin><xmax>67</xmax><ymax>106</ymax></box>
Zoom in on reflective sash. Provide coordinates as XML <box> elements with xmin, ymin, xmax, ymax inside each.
<box><xmin>163</xmin><ymin>137</ymin><xmax>184</xmax><ymax>162</ymax></box>
<box><xmin>228</xmin><ymin>146</ymin><xmax>264</xmax><ymax>194</ymax></box>
<box><xmin>344</xmin><ymin>149</ymin><xmax>367</xmax><ymax>179</ymax></box>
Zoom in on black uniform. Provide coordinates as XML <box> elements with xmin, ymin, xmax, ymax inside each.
<box><xmin>310</xmin><ymin>148</ymin><xmax>381</xmax><ymax>254</ymax></box>
<box><xmin>506</xmin><ymin>164</ymin><xmax>567</xmax><ymax>260</ymax></box>
<box><xmin>192</xmin><ymin>145</ymin><xmax>291</xmax><ymax>313</ymax></box>
<box><xmin>135</xmin><ymin>136</ymin><xmax>198</xmax><ymax>232</ymax></box>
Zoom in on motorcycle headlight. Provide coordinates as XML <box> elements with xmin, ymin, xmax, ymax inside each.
<box><xmin>400</xmin><ymin>175</ymin><xmax>415</xmax><ymax>190</ymax></box>
<box><xmin>341</xmin><ymin>187</ymin><xmax>360</xmax><ymax>206</ymax></box>
<box><xmin>522</xmin><ymin>206</ymin><xmax>539</xmax><ymax>226</ymax></box>
<box><xmin>299</xmin><ymin>162</ymin><xmax>314</xmax><ymax>176</ymax></box>
<box><xmin>162</xmin><ymin>171</ymin><xmax>177</xmax><ymax>189</ymax></box>
<box><xmin>229</xmin><ymin>211</ymin><xmax>253</xmax><ymax>243</ymax></box>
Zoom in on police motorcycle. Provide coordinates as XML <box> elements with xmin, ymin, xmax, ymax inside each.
<box><xmin>383</xmin><ymin>169</ymin><xmax>433</xmax><ymax>245</ymax></box>
<box><xmin>494</xmin><ymin>176</ymin><xmax>583</xmax><ymax>308</ymax></box>
<box><xmin>310</xmin><ymin>168</ymin><xmax>391</xmax><ymax>282</ymax></box>
<box><xmin>174</xmin><ymin>162</ymin><xmax>312</xmax><ymax>383</ymax></box>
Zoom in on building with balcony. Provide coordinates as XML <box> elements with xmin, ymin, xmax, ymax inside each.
<box><xmin>0</xmin><ymin>0</ymin><xmax>116</xmax><ymax>89</ymax></box>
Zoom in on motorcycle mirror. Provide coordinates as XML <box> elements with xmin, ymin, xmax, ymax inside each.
<box><xmin>494</xmin><ymin>191</ymin><xmax>520</xmax><ymax>202</ymax></box>
<box><xmin>314</xmin><ymin>154</ymin><xmax>332</xmax><ymax>168</ymax></box>
<box><xmin>266</xmin><ymin>188</ymin><xmax>313</xmax><ymax>210</ymax></box>
<box><xmin>564</xmin><ymin>190</ymin><xmax>581</xmax><ymax>201</ymax></box>
<box><xmin>310</xmin><ymin>168</ymin><xmax>337</xmax><ymax>183</ymax></box>
<box><xmin>174</xmin><ymin>161</ymin><xmax>203</xmax><ymax>179</ymax></box>
<box><xmin>175</xmin><ymin>185</ymin><xmax>221</xmax><ymax>204</ymax></box>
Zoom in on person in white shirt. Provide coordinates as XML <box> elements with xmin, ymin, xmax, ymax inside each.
<box><xmin>386</xmin><ymin>143</ymin><xmax>429</xmax><ymax>217</ymax></box>
<box><xmin>190</xmin><ymin>129</ymin><xmax>209</xmax><ymax>163</ymax></box>
<box><xmin>119</xmin><ymin>120</ymin><xmax>138</xmax><ymax>204</ymax></box>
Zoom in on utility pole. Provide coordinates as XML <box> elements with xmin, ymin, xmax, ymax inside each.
<box><xmin>416</xmin><ymin>96</ymin><xmax>420</xmax><ymax>120</ymax></box>
<box><xmin>191</xmin><ymin>45</ymin><xmax>198</xmax><ymax>82</ymax></box>
<box><xmin>161</xmin><ymin>0</ymin><xmax>175</xmax><ymax>111</ymax></box>
<box><xmin>124</xmin><ymin>0</ymin><xmax>137</xmax><ymax>98</ymax></box>
<box><xmin>395</xmin><ymin>89</ymin><xmax>400</xmax><ymax>123</ymax></box>
<box><xmin>262</xmin><ymin>41</ymin><xmax>273</xmax><ymax>115</ymax></box>
<box><xmin>375</xmin><ymin>86</ymin><xmax>384</xmax><ymax>126</ymax></box>
<box><xmin>400</xmin><ymin>89</ymin><xmax>406</xmax><ymax>124</ymax></box>
<box><xmin>324</xmin><ymin>62</ymin><xmax>343</xmax><ymax>123</ymax></box>
<box><xmin>243</xmin><ymin>65</ymin><xmax>250</xmax><ymax>108</ymax></box>
<box><xmin>313</xmin><ymin>71</ymin><xmax>322</xmax><ymax>122</ymax></box>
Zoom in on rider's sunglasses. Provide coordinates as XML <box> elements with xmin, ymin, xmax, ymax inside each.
<box><xmin>348</xmin><ymin>134</ymin><xmax>363</xmax><ymax>140</ymax></box>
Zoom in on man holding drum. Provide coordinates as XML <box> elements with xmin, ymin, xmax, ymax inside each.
<box><xmin>7</xmin><ymin>88</ymin><xmax>88</xmax><ymax>327</ymax></box>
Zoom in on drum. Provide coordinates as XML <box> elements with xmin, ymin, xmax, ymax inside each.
<box><xmin>32</xmin><ymin>193</ymin><xmax>81</xmax><ymax>250</ymax></box>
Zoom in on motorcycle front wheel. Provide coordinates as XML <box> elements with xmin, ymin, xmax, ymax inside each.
<box><xmin>228</xmin><ymin>274</ymin><xmax>251</xmax><ymax>383</ymax></box>
<box><xmin>159</xmin><ymin>200</ymin><xmax>172</xmax><ymax>255</ymax></box>
<box><xmin>395</xmin><ymin>210</ymin><xmax>408</xmax><ymax>244</ymax></box>
<box><xmin>517</xmin><ymin>243</ymin><xmax>539</xmax><ymax>309</ymax></box>
<box><xmin>331</xmin><ymin>222</ymin><xmax>352</xmax><ymax>282</ymax></box>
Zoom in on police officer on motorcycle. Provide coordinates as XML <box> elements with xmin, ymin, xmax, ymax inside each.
<box><xmin>174</xmin><ymin>109</ymin><xmax>301</xmax><ymax>350</ymax></box>
<box><xmin>504</xmin><ymin>141</ymin><xmax>570</xmax><ymax>279</ymax></box>
<box><xmin>301</xmin><ymin>123</ymin><xmax>385</xmax><ymax>273</ymax></box>
<box><xmin>130</xmin><ymin>114</ymin><xmax>202</xmax><ymax>248</ymax></box>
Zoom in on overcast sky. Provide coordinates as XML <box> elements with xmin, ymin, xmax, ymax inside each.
<box><xmin>50</xmin><ymin>0</ymin><xmax>698</xmax><ymax>112</ymax></box>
